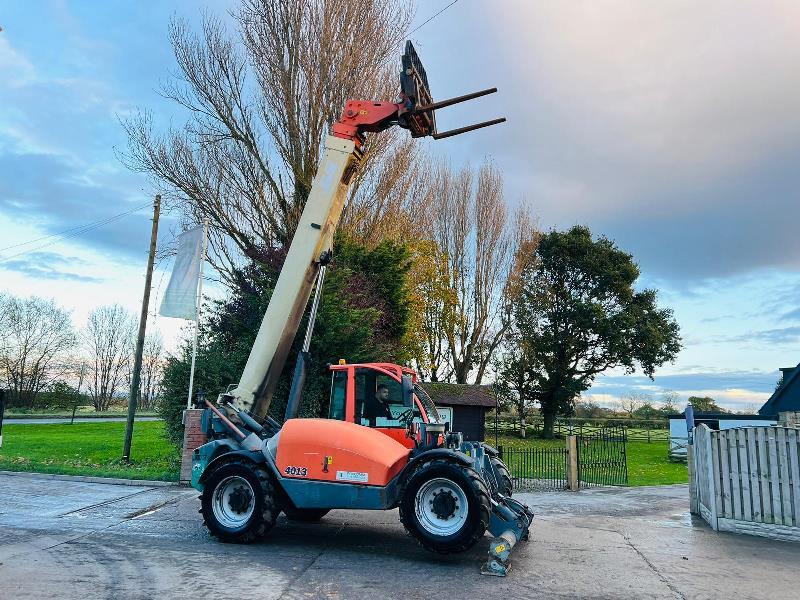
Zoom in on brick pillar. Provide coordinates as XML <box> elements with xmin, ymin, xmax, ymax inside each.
<box><xmin>181</xmin><ymin>409</ymin><xmax>206</xmax><ymax>484</ymax></box>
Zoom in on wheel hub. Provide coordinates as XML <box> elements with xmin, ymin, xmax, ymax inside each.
<box><xmin>228</xmin><ymin>485</ymin><xmax>253</xmax><ymax>514</ymax></box>
<box><xmin>431</xmin><ymin>489</ymin><xmax>457</xmax><ymax>519</ymax></box>
<box><xmin>415</xmin><ymin>477</ymin><xmax>469</xmax><ymax>537</ymax></box>
<box><xmin>212</xmin><ymin>475</ymin><xmax>256</xmax><ymax>529</ymax></box>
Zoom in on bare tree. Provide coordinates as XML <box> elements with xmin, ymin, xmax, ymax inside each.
<box><xmin>620</xmin><ymin>392</ymin><xmax>651</xmax><ymax>419</ymax></box>
<box><xmin>659</xmin><ymin>390</ymin><xmax>679</xmax><ymax>413</ymax></box>
<box><xmin>65</xmin><ymin>357</ymin><xmax>90</xmax><ymax>423</ymax></box>
<box><xmin>84</xmin><ymin>305</ymin><xmax>136</xmax><ymax>412</ymax></box>
<box><xmin>420</xmin><ymin>159</ymin><xmax>539</xmax><ymax>384</ymax></box>
<box><xmin>121</xmin><ymin>0</ymin><xmax>415</xmax><ymax>281</ymax></box>
<box><xmin>342</xmin><ymin>142</ymin><xmax>430</xmax><ymax>246</ymax></box>
<box><xmin>495</xmin><ymin>334</ymin><xmax>538</xmax><ymax>437</ymax></box>
<box><xmin>140</xmin><ymin>331</ymin><xmax>164</xmax><ymax>411</ymax></box>
<box><xmin>0</xmin><ymin>294</ymin><xmax>76</xmax><ymax>408</ymax></box>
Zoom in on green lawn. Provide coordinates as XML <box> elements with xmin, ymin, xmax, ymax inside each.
<box><xmin>625</xmin><ymin>440</ymin><xmax>688</xmax><ymax>486</ymax></box>
<box><xmin>0</xmin><ymin>421</ymin><xmax>179</xmax><ymax>481</ymax></box>
<box><xmin>493</xmin><ymin>434</ymin><xmax>688</xmax><ymax>487</ymax></box>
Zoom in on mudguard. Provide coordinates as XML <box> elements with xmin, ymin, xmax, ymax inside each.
<box><xmin>399</xmin><ymin>448</ymin><xmax>473</xmax><ymax>484</ymax></box>
<box><xmin>481</xmin><ymin>443</ymin><xmax>499</xmax><ymax>457</ymax></box>
<box><xmin>195</xmin><ymin>447</ymin><xmax>266</xmax><ymax>490</ymax></box>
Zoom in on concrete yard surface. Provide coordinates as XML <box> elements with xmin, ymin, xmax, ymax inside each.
<box><xmin>0</xmin><ymin>474</ymin><xmax>797</xmax><ymax>599</ymax></box>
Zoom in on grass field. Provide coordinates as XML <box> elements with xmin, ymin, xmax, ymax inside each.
<box><xmin>494</xmin><ymin>434</ymin><xmax>688</xmax><ymax>487</ymax></box>
<box><xmin>0</xmin><ymin>421</ymin><xmax>179</xmax><ymax>481</ymax></box>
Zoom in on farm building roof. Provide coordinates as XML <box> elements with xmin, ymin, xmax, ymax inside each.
<box><xmin>759</xmin><ymin>362</ymin><xmax>800</xmax><ymax>416</ymax></box>
<box><xmin>420</xmin><ymin>382</ymin><xmax>497</xmax><ymax>408</ymax></box>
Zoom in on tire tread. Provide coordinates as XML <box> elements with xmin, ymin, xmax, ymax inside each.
<box><xmin>399</xmin><ymin>458</ymin><xmax>490</xmax><ymax>554</ymax></box>
<box><xmin>200</xmin><ymin>456</ymin><xmax>277</xmax><ymax>543</ymax></box>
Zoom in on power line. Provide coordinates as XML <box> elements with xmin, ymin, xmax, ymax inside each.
<box><xmin>0</xmin><ymin>201</ymin><xmax>152</xmax><ymax>254</ymax></box>
<box><xmin>408</xmin><ymin>0</ymin><xmax>461</xmax><ymax>36</ymax></box>
<box><xmin>0</xmin><ymin>201</ymin><xmax>153</xmax><ymax>263</ymax></box>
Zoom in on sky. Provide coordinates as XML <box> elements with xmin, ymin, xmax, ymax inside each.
<box><xmin>1</xmin><ymin>0</ymin><xmax>799</xmax><ymax>412</ymax></box>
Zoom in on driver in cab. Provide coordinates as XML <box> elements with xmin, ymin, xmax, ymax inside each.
<box><xmin>365</xmin><ymin>384</ymin><xmax>393</xmax><ymax>425</ymax></box>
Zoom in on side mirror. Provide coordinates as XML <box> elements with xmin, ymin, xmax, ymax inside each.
<box><xmin>401</xmin><ymin>375</ymin><xmax>414</xmax><ymax>409</ymax></box>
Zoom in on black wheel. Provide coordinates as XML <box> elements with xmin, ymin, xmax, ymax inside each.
<box><xmin>491</xmin><ymin>458</ymin><xmax>513</xmax><ymax>497</ymax></box>
<box><xmin>399</xmin><ymin>459</ymin><xmax>491</xmax><ymax>554</ymax></box>
<box><xmin>283</xmin><ymin>507</ymin><xmax>330</xmax><ymax>522</ymax></box>
<box><xmin>200</xmin><ymin>457</ymin><xmax>278</xmax><ymax>543</ymax></box>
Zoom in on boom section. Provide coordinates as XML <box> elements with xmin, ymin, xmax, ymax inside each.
<box><xmin>229</xmin><ymin>136</ymin><xmax>360</xmax><ymax>418</ymax></box>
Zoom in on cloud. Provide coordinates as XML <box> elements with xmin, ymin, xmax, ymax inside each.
<box><xmin>438</xmin><ymin>1</ymin><xmax>800</xmax><ymax>282</ymax></box>
<box><xmin>732</xmin><ymin>326</ymin><xmax>800</xmax><ymax>345</ymax></box>
<box><xmin>593</xmin><ymin>370</ymin><xmax>779</xmax><ymax>394</ymax></box>
<box><xmin>0</xmin><ymin>36</ymin><xmax>36</xmax><ymax>87</ymax></box>
<box><xmin>586</xmin><ymin>369</ymin><xmax>779</xmax><ymax>409</ymax></box>
<box><xmin>0</xmin><ymin>251</ymin><xmax>103</xmax><ymax>283</ymax></box>
<box><xmin>0</xmin><ymin>151</ymin><xmax>159</xmax><ymax>260</ymax></box>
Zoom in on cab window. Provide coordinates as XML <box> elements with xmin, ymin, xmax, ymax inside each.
<box><xmin>328</xmin><ymin>371</ymin><xmax>347</xmax><ymax>420</ymax></box>
<box><xmin>354</xmin><ymin>368</ymin><xmax>412</xmax><ymax>428</ymax></box>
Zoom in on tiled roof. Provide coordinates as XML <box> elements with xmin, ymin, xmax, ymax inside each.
<box><xmin>420</xmin><ymin>382</ymin><xmax>497</xmax><ymax>408</ymax></box>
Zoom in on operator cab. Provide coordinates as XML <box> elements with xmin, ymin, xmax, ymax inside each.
<box><xmin>327</xmin><ymin>362</ymin><xmax>444</xmax><ymax>449</ymax></box>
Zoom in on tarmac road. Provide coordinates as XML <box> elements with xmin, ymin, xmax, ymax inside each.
<box><xmin>1</xmin><ymin>473</ymin><xmax>798</xmax><ymax>599</ymax></box>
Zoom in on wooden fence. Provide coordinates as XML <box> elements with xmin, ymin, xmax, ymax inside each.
<box><xmin>487</xmin><ymin>415</ymin><xmax>669</xmax><ymax>443</ymax></box>
<box><xmin>690</xmin><ymin>424</ymin><xmax>800</xmax><ymax>542</ymax></box>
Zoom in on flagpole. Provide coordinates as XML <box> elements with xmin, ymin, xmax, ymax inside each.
<box><xmin>187</xmin><ymin>219</ymin><xmax>208</xmax><ymax>409</ymax></box>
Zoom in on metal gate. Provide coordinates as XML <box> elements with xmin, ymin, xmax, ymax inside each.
<box><xmin>498</xmin><ymin>445</ymin><xmax>569</xmax><ymax>491</ymax></box>
<box><xmin>577</xmin><ymin>426</ymin><xmax>628</xmax><ymax>487</ymax></box>
<box><xmin>498</xmin><ymin>426</ymin><xmax>628</xmax><ymax>491</ymax></box>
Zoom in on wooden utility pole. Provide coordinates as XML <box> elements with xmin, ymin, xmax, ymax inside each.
<box><xmin>123</xmin><ymin>195</ymin><xmax>161</xmax><ymax>461</ymax></box>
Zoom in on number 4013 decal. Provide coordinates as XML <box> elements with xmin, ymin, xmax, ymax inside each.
<box><xmin>284</xmin><ymin>466</ymin><xmax>308</xmax><ymax>477</ymax></box>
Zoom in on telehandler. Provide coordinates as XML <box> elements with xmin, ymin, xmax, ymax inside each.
<box><xmin>190</xmin><ymin>41</ymin><xmax>533</xmax><ymax>576</ymax></box>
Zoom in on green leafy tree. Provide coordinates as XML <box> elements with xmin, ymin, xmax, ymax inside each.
<box><xmin>40</xmin><ymin>381</ymin><xmax>83</xmax><ymax>416</ymax></box>
<box><xmin>507</xmin><ymin>226</ymin><xmax>681</xmax><ymax>438</ymax></box>
<box><xmin>688</xmin><ymin>396</ymin><xmax>727</xmax><ymax>414</ymax></box>
<box><xmin>574</xmin><ymin>400</ymin><xmax>607</xmax><ymax>418</ymax></box>
<box><xmin>159</xmin><ymin>237</ymin><xmax>414</xmax><ymax>447</ymax></box>
<box><xmin>633</xmin><ymin>402</ymin><xmax>661</xmax><ymax>420</ymax></box>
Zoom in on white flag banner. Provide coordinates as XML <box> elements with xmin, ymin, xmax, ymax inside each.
<box><xmin>160</xmin><ymin>226</ymin><xmax>204</xmax><ymax>320</ymax></box>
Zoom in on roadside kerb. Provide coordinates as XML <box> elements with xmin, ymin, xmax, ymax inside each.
<box><xmin>0</xmin><ymin>469</ymin><xmax>178</xmax><ymax>487</ymax></box>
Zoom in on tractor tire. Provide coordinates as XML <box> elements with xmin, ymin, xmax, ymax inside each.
<box><xmin>491</xmin><ymin>458</ymin><xmax>513</xmax><ymax>497</ymax></box>
<box><xmin>283</xmin><ymin>507</ymin><xmax>330</xmax><ymax>522</ymax></box>
<box><xmin>200</xmin><ymin>457</ymin><xmax>278</xmax><ymax>543</ymax></box>
<box><xmin>399</xmin><ymin>459</ymin><xmax>491</xmax><ymax>554</ymax></box>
